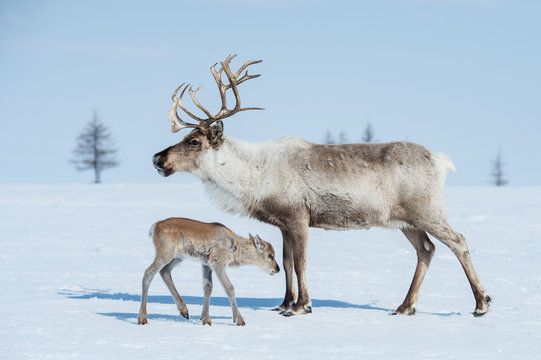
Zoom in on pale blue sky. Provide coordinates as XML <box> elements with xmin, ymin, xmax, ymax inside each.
<box><xmin>1</xmin><ymin>0</ymin><xmax>540</xmax><ymax>185</ymax></box>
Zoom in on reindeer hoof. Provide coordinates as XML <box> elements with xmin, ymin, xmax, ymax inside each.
<box><xmin>137</xmin><ymin>317</ymin><xmax>148</xmax><ymax>325</ymax></box>
<box><xmin>272</xmin><ymin>301</ymin><xmax>295</xmax><ymax>312</ymax></box>
<box><xmin>392</xmin><ymin>306</ymin><xmax>416</xmax><ymax>316</ymax></box>
<box><xmin>473</xmin><ymin>309</ymin><xmax>487</xmax><ymax>317</ymax></box>
<box><xmin>201</xmin><ymin>317</ymin><xmax>212</xmax><ymax>326</ymax></box>
<box><xmin>281</xmin><ymin>304</ymin><xmax>312</xmax><ymax>316</ymax></box>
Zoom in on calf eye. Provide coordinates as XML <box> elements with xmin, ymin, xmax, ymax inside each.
<box><xmin>189</xmin><ymin>139</ymin><xmax>200</xmax><ymax>146</ymax></box>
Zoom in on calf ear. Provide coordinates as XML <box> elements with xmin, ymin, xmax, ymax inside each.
<box><xmin>227</xmin><ymin>236</ymin><xmax>237</xmax><ymax>252</ymax></box>
<box><xmin>252</xmin><ymin>234</ymin><xmax>264</xmax><ymax>251</ymax></box>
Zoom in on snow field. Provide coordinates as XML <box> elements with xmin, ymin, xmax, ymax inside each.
<box><xmin>1</xmin><ymin>184</ymin><xmax>540</xmax><ymax>359</ymax></box>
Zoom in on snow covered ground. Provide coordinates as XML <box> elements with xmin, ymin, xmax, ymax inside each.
<box><xmin>1</xmin><ymin>183</ymin><xmax>540</xmax><ymax>359</ymax></box>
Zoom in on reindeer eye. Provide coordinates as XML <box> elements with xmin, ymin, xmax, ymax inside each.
<box><xmin>189</xmin><ymin>139</ymin><xmax>200</xmax><ymax>146</ymax></box>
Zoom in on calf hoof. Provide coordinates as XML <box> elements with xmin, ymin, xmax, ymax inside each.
<box><xmin>180</xmin><ymin>308</ymin><xmax>190</xmax><ymax>320</ymax></box>
<box><xmin>201</xmin><ymin>317</ymin><xmax>212</xmax><ymax>326</ymax></box>
<box><xmin>281</xmin><ymin>304</ymin><xmax>312</xmax><ymax>317</ymax></box>
<box><xmin>137</xmin><ymin>317</ymin><xmax>148</xmax><ymax>325</ymax></box>
<box><xmin>392</xmin><ymin>305</ymin><xmax>416</xmax><ymax>316</ymax></box>
<box><xmin>234</xmin><ymin>317</ymin><xmax>246</xmax><ymax>326</ymax></box>
<box><xmin>473</xmin><ymin>295</ymin><xmax>492</xmax><ymax>317</ymax></box>
<box><xmin>473</xmin><ymin>309</ymin><xmax>487</xmax><ymax>317</ymax></box>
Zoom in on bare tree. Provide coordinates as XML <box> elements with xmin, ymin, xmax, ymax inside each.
<box><xmin>490</xmin><ymin>147</ymin><xmax>508</xmax><ymax>186</ymax></box>
<box><xmin>362</xmin><ymin>122</ymin><xmax>374</xmax><ymax>143</ymax></box>
<box><xmin>71</xmin><ymin>111</ymin><xmax>119</xmax><ymax>183</ymax></box>
<box><xmin>324</xmin><ymin>130</ymin><xmax>335</xmax><ymax>144</ymax></box>
<box><xmin>338</xmin><ymin>131</ymin><xmax>349</xmax><ymax>144</ymax></box>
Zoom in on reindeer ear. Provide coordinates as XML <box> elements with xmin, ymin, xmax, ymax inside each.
<box><xmin>209</xmin><ymin>121</ymin><xmax>224</xmax><ymax>145</ymax></box>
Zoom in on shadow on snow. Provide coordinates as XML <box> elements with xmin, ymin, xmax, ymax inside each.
<box><xmin>59</xmin><ymin>288</ymin><xmax>461</xmax><ymax>320</ymax></box>
<box><xmin>60</xmin><ymin>288</ymin><xmax>389</xmax><ymax>311</ymax></box>
<box><xmin>97</xmin><ymin>312</ymin><xmax>232</xmax><ymax>325</ymax></box>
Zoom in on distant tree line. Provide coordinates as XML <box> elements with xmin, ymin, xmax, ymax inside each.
<box><xmin>324</xmin><ymin>123</ymin><xmax>374</xmax><ymax>144</ymax></box>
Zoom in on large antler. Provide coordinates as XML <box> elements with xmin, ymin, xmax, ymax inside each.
<box><xmin>168</xmin><ymin>54</ymin><xmax>263</xmax><ymax>133</ymax></box>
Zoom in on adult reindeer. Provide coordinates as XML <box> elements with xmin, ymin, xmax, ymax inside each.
<box><xmin>153</xmin><ymin>55</ymin><xmax>490</xmax><ymax>317</ymax></box>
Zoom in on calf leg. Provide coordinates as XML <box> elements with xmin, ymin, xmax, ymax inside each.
<box><xmin>394</xmin><ymin>228</ymin><xmax>435</xmax><ymax>315</ymax></box>
<box><xmin>138</xmin><ymin>256</ymin><xmax>170</xmax><ymax>325</ymax></box>
<box><xmin>273</xmin><ymin>228</ymin><xmax>297</xmax><ymax>312</ymax></box>
<box><xmin>421</xmin><ymin>220</ymin><xmax>490</xmax><ymax>316</ymax></box>
<box><xmin>213</xmin><ymin>265</ymin><xmax>245</xmax><ymax>326</ymax></box>
<box><xmin>159</xmin><ymin>257</ymin><xmax>189</xmax><ymax>319</ymax></box>
<box><xmin>200</xmin><ymin>264</ymin><xmax>213</xmax><ymax>325</ymax></box>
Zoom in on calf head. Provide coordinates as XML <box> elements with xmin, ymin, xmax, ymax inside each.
<box><xmin>249</xmin><ymin>233</ymin><xmax>280</xmax><ymax>275</ymax></box>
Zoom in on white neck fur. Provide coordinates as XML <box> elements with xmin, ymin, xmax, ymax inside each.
<box><xmin>193</xmin><ymin>136</ymin><xmax>266</xmax><ymax>215</ymax></box>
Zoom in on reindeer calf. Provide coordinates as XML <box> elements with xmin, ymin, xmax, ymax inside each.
<box><xmin>137</xmin><ymin>217</ymin><xmax>280</xmax><ymax>326</ymax></box>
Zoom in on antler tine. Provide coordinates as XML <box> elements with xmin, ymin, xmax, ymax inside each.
<box><xmin>210</xmin><ymin>62</ymin><xmax>228</xmax><ymax>113</ymax></box>
<box><xmin>220</xmin><ymin>57</ymin><xmax>241</xmax><ymax>110</ymax></box>
<box><xmin>235</xmin><ymin>59</ymin><xmax>262</xmax><ymax>78</ymax></box>
<box><xmin>234</xmin><ymin>71</ymin><xmax>261</xmax><ymax>87</ymax></box>
<box><xmin>207</xmin><ymin>54</ymin><xmax>265</xmax><ymax>123</ymax></box>
<box><xmin>175</xmin><ymin>84</ymin><xmax>206</xmax><ymax>123</ymax></box>
<box><xmin>171</xmin><ymin>82</ymin><xmax>186</xmax><ymax>101</ymax></box>
<box><xmin>188</xmin><ymin>85</ymin><xmax>214</xmax><ymax>119</ymax></box>
<box><xmin>166</xmin><ymin>55</ymin><xmax>263</xmax><ymax>131</ymax></box>
<box><xmin>168</xmin><ymin>83</ymin><xmax>201</xmax><ymax>133</ymax></box>
<box><xmin>223</xmin><ymin>53</ymin><xmax>237</xmax><ymax>65</ymax></box>
<box><xmin>209</xmin><ymin>54</ymin><xmax>239</xmax><ymax>113</ymax></box>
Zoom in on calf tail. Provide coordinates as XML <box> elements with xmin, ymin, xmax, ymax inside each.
<box><xmin>149</xmin><ymin>223</ymin><xmax>156</xmax><ymax>238</ymax></box>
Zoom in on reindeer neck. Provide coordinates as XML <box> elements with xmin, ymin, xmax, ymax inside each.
<box><xmin>195</xmin><ymin>136</ymin><xmax>266</xmax><ymax>214</ymax></box>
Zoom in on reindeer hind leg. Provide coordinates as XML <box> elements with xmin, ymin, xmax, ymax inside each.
<box><xmin>420</xmin><ymin>219</ymin><xmax>490</xmax><ymax>316</ymax></box>
<box><xmin>393</xmin><ymin>228</ymin><xmax>435</xmax><ymax>315</ymax></box>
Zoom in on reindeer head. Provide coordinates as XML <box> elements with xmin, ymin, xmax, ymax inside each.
<box><xmin>249</xmin><ymin>233</ymin><xmax>280</xmax><ymax>275</ymax></box>
<box><xmin>153</xmin><ymin>55</ymin><xmax>263</xmax><ymax>177</ymax></box>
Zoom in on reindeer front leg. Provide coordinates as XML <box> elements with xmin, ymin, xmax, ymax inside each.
<box><xmin>282</xmin><ymin>222</ymin><xmax>311</xmax><ymax>316</ymax></box>
<box><xmin>273</xmin><ymin>228</ymin><xmax>297</xmax><ymax>312</ymax></box>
